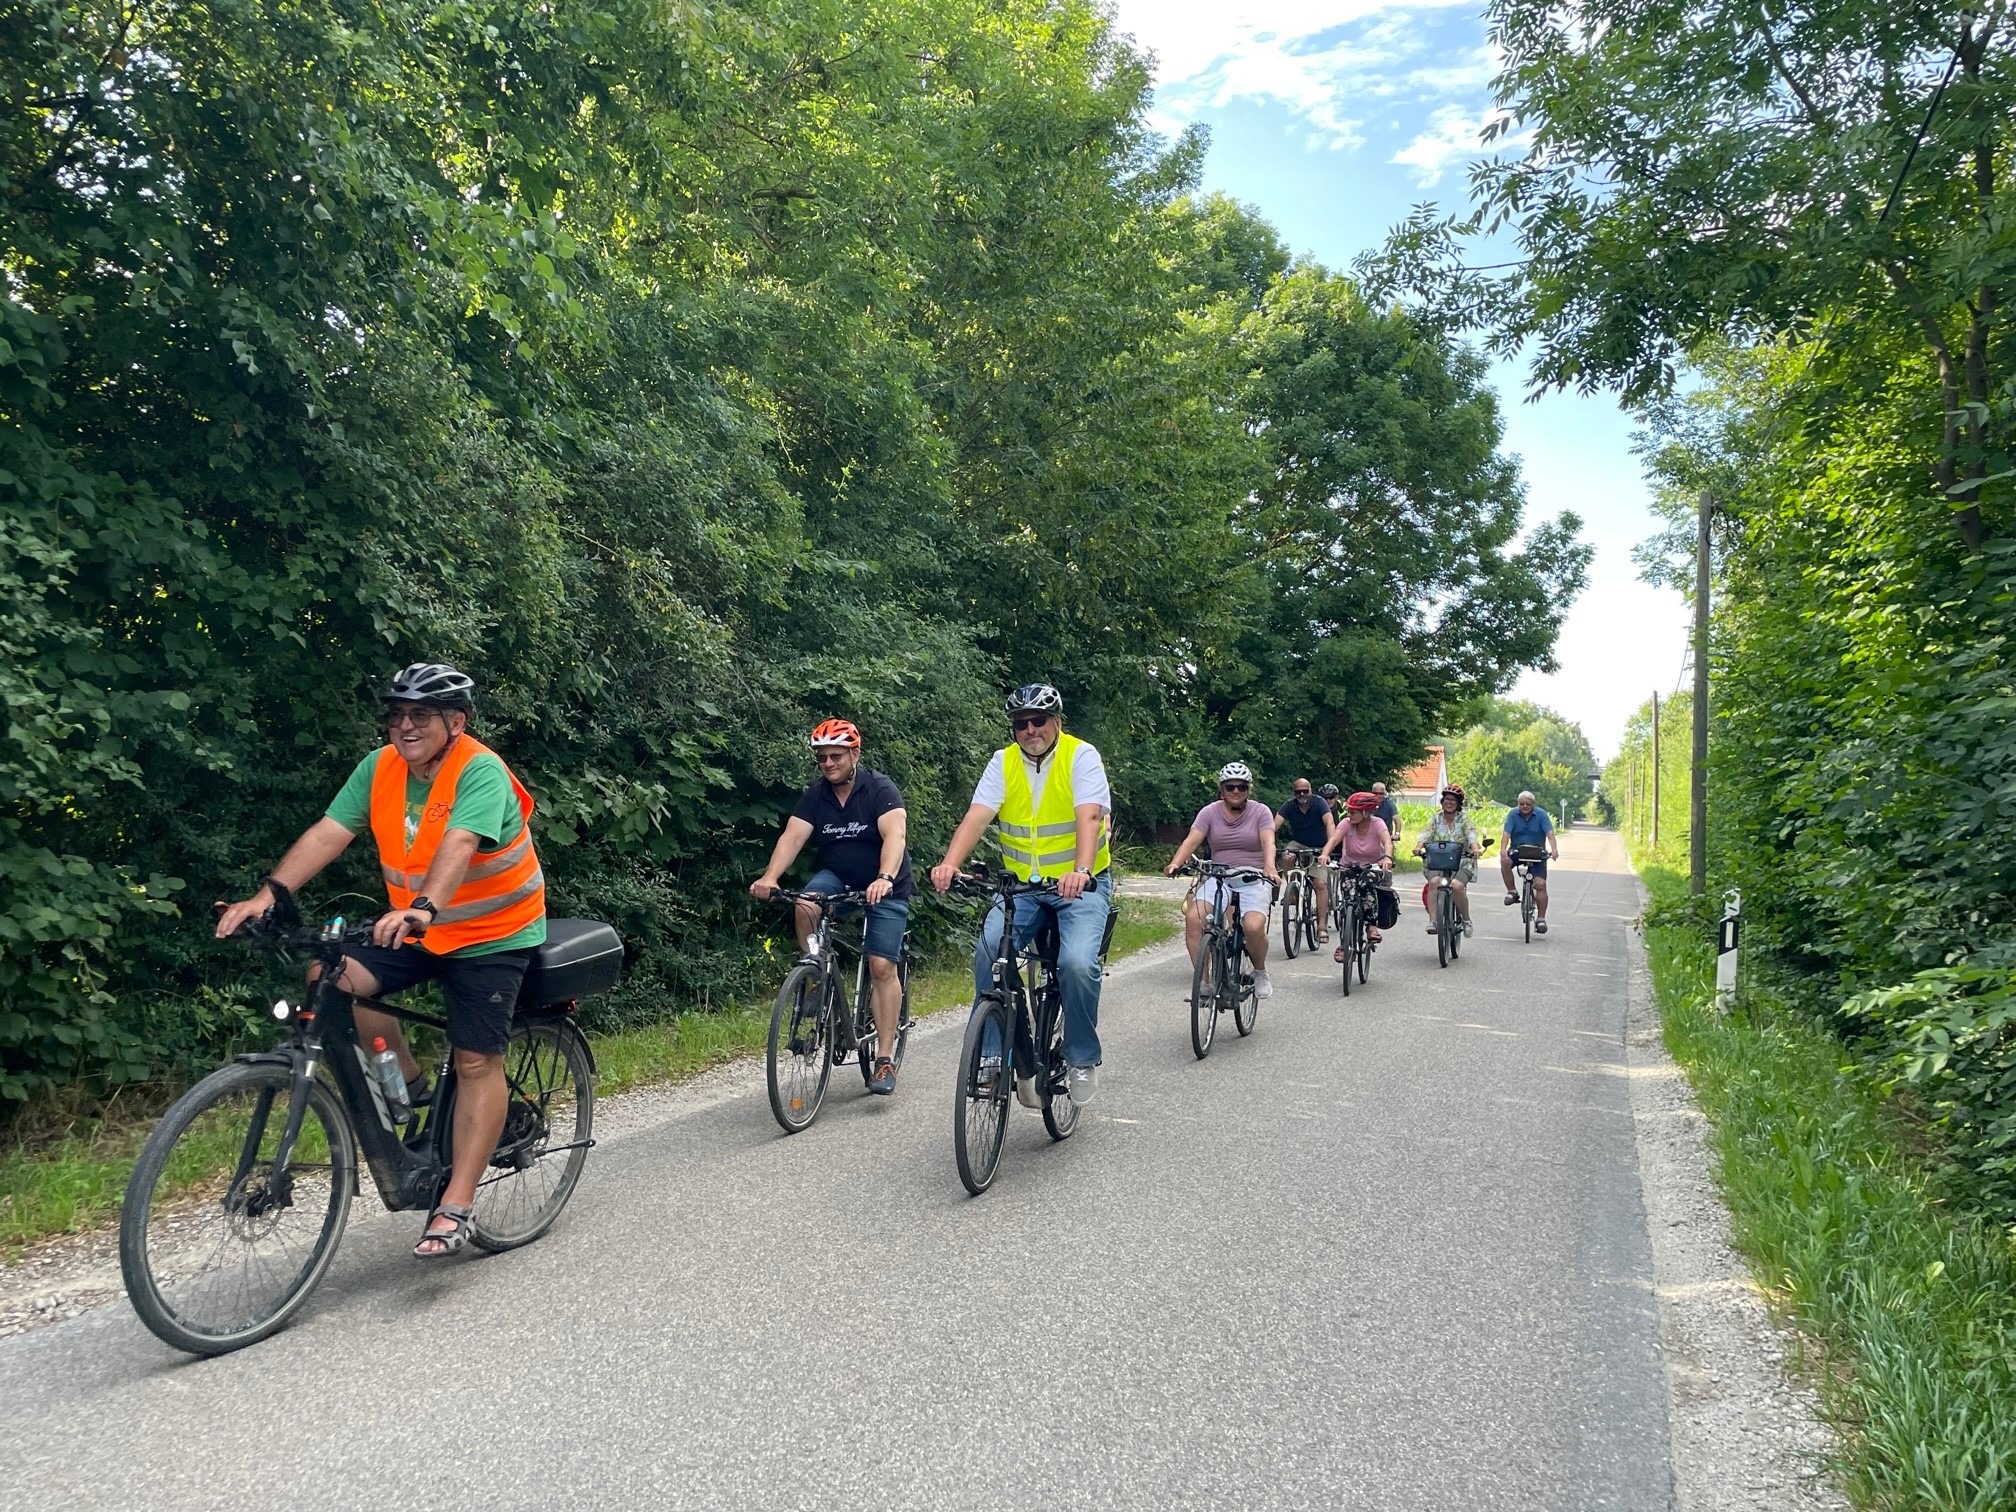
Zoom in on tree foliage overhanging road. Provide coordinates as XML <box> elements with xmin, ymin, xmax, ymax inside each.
<box><xmin>0</xmin><ymin>0</ymin><xmax>1590</xmax><ymax>1106</ymax></box>
<box><xmin>1385</xmin><ymin>0</ymin><xmax>2016</xmax><ymax>1209</ymax></box>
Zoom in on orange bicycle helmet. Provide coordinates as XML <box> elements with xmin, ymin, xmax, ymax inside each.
<box><xmin>1440</xmin><ymin>784</ymin><xmax>1466</xmax><ymax>806</ymax></box>
<box><xmin>808</xmin><ymin>718</ymin><xmax>861</xmax><ymax>749</ymax></box>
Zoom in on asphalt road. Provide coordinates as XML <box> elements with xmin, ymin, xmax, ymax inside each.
<box><xmin>0</xmin><ymin>827</ymin><xmax>1672</xmax><ymax>1510</ymax></box>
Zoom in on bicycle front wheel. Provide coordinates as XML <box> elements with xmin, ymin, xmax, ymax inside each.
<box><xmin>767</xmin><ymin>964</ymin><xmax>833</xmax><ymax>1134</ymax></box>
<box><xmin>1189</xmin><ymin>936</ymin><xmax>1220</xmax><ymax>1059</ymax></box>
<box><xmin>954</xmin><ymin>994</ymin><xmax>1013</xmax><ymax>1194</ymax></box>
<box><xmin>462</xmin><ymin>1018</ymin><xmax>595</xmax><ymax>1252</ymax></box>
<box><xmin>1436</xmin><ymin>889</ymin><xmax>1452</xmax><ymax>968</ymax></box>
<box><xmin>1523</xmin><ymin>882</ymin><xmax>1535</xmax><ymax>944</ymax></box>
<box><xmin>120</xmin><ymin>1060</ymin><xmax>356</xmax><ymax>1356</ymax></box>
<box><xmin>1340</xmin><ymin>901</ymin><xmax>1357</xmax><ymax>997</ymax></box>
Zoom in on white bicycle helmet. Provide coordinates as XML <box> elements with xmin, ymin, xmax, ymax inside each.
<box><xmin>1218</xmin><ymin>761</ymin><xmax>1253</xmax><ymax>785</ymax></box>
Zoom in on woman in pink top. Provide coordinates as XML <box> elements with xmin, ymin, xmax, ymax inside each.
<box><xmin>1321</xmin><ymin>791</ymin><xmax>1395</xmax><ymax>952</ymax></box>
<box><xmin>1164</xmin><ymin>762</ymin><xmax>1281</xmax><ymax>999</ymax></box>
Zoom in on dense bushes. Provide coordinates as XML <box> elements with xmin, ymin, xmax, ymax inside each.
<box><xmin>0</xmin><ymin>0</ymin><xmax>1584</xmax><ymax>1107</ymax></box>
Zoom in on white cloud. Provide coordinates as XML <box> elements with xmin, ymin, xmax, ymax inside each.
<box><xmin>1110</xmin><ymin>2</ymin><xmax>1494</xmax><ymax>152</ymax></box>
<box><xmin>1390</xmin><ymin>103</ymin><xmax>1528</xmax><ymax>185</ymax></box>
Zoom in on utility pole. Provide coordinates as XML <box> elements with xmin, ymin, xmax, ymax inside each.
<box><xmin>1690</xmin><ymin>492</ymin><xmax>1711</xmax><ymax>895</ymax></box>
<box><xmin>1651</xmin><ymin>690</ymin><xmax>1661</xmax><ymax>849</ymax></box>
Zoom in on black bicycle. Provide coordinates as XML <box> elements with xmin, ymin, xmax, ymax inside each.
<box><xmin>1419</xmin><ymin>838</ymin><xmax>1491</xmax><ymax>967</ymax></box>
<box><xmin>119</xmin><ymin>885</ymin><xmax>613</xmax><ymax>1355</ymax></box>
<box><xmin>1510</xmin><ymin>845</ymin><xmax>1548</xmax><ymax>943</ymax></box>
<box><xmin>1277</xmin><ymin>843</ymin><xmax>1321</xmax><ymax>959</ymax></box>
<box><xmin>762</xmin><ymin>887</ymin><xmax>913</xmax><ymax>1133</ymax></box>
<box><xmin>1180</xmin><ymin>860</ymin><xmax>1264</xmax><ymax>1059</ymax></box>
<box><xmin>1329</xmin><ymin>861</ymin><xmax>1384</xmax><ymax>995</ymax></box>
<box><xmin>946</xmin><ymin>869</ymin><xmax>1114</xmax><ymax>1195</ymax></box>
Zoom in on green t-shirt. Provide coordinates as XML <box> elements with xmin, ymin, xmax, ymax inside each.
<box><xmin>327</xmin><ymin>746</ymin><xmax>546</xmax><ymax>956</ymax></box>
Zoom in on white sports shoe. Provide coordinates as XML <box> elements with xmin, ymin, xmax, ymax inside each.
<box><xmin>1067</xmin><ymin>1065</ymin><xmax>1097</xmax><ymax>1106</ymax></box>
<box><xmin>1253</xmin><ymin>970</ymin><xmax>1273</xmax><ymax>999</ymax></box>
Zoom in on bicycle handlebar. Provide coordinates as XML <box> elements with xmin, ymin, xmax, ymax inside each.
<box><xmin>764</xmin><ymin>886</ymin><xmax>870</xmax><ymax>911</ymax></box>
<box><xmin>943</xmin><ymin>869</ymin><xmax>1060</xmax><ymax>901</ymax></box>
<box><xmin>1175</xmin><ymin>860</ymin><xmax>1266</xmax><ymax>882</ymax></box>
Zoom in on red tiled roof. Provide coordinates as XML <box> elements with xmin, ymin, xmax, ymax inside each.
<box><xmin>1394</xmin><ymin>745</ymin><xmax>1445</xmax><ymax>795</ymax></box>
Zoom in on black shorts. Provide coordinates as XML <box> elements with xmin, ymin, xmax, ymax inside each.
<box><xmin>342</xmin><ymin>942</ymin><xmax>533</xmax><ymax>1056</ymax></box>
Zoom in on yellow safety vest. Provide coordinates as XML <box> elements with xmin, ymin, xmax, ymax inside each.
<box><xmin>996</xmin><ymin>732</ymin><xmax>1111</xmax><ymax>881</ymax></box>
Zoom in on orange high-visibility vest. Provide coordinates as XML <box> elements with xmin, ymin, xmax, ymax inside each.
<box><xmin>369</xmin><ymin>736</ymin><xmax>545</xmax><ymax>955</ymax></box>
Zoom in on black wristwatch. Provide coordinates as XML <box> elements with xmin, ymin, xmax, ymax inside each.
<box><xmin>409</xmin><ymin>896</ymin><xmax>439</xmax><ymax>919</ymax></box>
<box><xmin>877</xmin><ymin>872</ymin><xmax>897</xmax><ymax>883</ymax></box>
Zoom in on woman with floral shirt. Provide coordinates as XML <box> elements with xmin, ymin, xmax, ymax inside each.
<box><xmin>1413</xmin><ymin>785</ymin><xmax>1483</xmax><ymax>935</ymax></box>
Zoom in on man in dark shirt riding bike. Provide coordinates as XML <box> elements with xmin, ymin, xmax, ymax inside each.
<box><xmin>1273</xmin><ymin>777</ymin><xmax>1337</xmax><ymax>943</ymax></box>
<box><xmin>751</xmin><ymin>719</ymin><xmax>914</xmax><ymax>1095</ymax></box>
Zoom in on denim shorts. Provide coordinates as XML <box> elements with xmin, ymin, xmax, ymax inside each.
<box><xmin>803</xmin><ymin>869</ymin><xmax>909</xmax><ymax>961</ymax></box>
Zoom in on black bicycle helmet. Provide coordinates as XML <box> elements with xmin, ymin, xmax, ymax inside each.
<box><xmin>1005</xmin><ymin>683</ymin><xmax>1064</xmax><ymax>718</ymax></box>
<box><xmin>1318</xmin><ymin>784</ymin><xmax>1340</xmax><ymax>799</ymax></box>
<box><xmin>383</xmin><ymin>662</ymin><xmax>475</xmax><ymax>712</ymax></box>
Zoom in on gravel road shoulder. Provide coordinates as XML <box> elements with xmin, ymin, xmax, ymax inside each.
<box><xmin>1624</xmin><ymin>880</ymin><xmax>1847</xmax><ymax>1511</ymax></box>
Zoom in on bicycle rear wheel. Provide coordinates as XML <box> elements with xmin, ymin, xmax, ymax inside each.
<box><xmin>1189</xmin><ymin>936</ymin><xmax>1220</xmax><ymax>1059</ymax></box>
<box><xmin>1340</xmin><ymin>901</ymin><xmax>1357</xmax><ymax>996</ymax></box>
<box><xmin>954</xmin><ymin>994</ymin><xmax>1013</xmax><ymax>1194</ymax></box>
<box><xmin>1280</xmin><ymin>876</ymin><xmax>1303</xmax><ymax>959</ymax></box>
<box><xmin>1303</xmin><ymin>882</ymin><xmax>1320</xmax><ymax>951</ymax></box>
<box><xmin>120</xmin><ymin>1060</ymin><xmax>355</xmax><ymax>1356</ymax></box>
<box><xmin>1234</xmin><ymin>943</ymin><xmax>1259</xmax><ymax>1036</ymax></box>
<box><xmin>1359</xmin><ymin>903</ymin><xmax>1374</xmax><ymax>985</ymax></box>
<box><xmin>857</xmin><ymin>952</ymin><xmax>914</xmax><ymax>1087</ymax></box>
<box><xmin>766</xmin><ymin>964</ymin><xmax>833</xmax><ymax>1133</ymax></box>
<box><xmin>462</xmin><ymin>1018</ymin><xmax>595</xmax><ymax>1252</ymax></box>
<box><xmin>1037</xmin><ymin>982</ymin><xmax>1078</xmax><ymax>1142</ymax></box>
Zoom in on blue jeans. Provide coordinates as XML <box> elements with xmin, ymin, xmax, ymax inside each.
<box><xmin>972</xmin><ymin>874</ymin><xmax>1108</xmax><ymax>1069</ymax></box>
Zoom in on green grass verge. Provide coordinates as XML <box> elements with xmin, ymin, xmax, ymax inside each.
<box><xmin>1636</xmin><ymin>855</ymin><xmax>2016</xmax><ymax>1511</ymax></box>
<box><xmin>0</xmin><ymin>893</ymin><xmax>1182</xmax><ymax>1253</ymax></box>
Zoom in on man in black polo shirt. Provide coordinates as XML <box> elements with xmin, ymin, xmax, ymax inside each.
<box><xmin>751</xmin><ymin>718</ymin><xmax>914</xmax><ymax>1094</ymax></box>
<box><xmin>1274</xmin><ymin>777</ymin><xmax>1338</xmax><ymax>943</ymax></box>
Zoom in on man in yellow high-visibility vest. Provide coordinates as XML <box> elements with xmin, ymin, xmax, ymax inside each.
<box><xmin>931</xmin><ymin>683</ymin><xmax>1111</xmax><ymax>1107</ymax></box>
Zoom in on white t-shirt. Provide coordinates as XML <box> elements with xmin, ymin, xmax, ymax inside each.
<box><xmin>971</xmin><ymin>740</ymin><xmax>1111</xmax><ymax>815</ymax></box>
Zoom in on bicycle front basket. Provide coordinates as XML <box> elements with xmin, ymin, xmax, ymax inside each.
<box><xmin>1514</xmin><ymin>843</ymin><xmax>1549</xmax><ymax>863</ymax></box>
<box><xmin>1422</xmin><ymin>840</ymin><xmax>1466</xmax><ymax>872</ymax></box>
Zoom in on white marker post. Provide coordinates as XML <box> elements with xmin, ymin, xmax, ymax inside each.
<box><xmin>1714</xmin><ymin>888</ymin><xmax>1741</xmax><ymax>1012</ymax></box>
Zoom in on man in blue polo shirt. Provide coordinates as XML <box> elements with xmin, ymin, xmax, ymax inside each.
<box><xmin>752</xmin><ymin>718</ymin><xmax>913</xmax><ymax>1093</ymax></box>
<box><xmin>1273</xmin><ymin>777</ymin><xmax>1337</xmax><ymax>942</ymax></box>
<box><xmin>1499</xmin><ymin>790</ymin><xmax>1560</xmax><ymax>934</ymax></box>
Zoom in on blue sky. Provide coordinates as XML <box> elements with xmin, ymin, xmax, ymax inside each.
<box><xmin>1108</xmin><ymin>0</ymin><xmax>1688</xmax><ymax>759</ymax></box>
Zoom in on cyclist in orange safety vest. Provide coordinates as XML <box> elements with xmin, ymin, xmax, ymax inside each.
<box><xmin>216</xmin><ymin>663</ymin><xmax>546</xmax><ymax>1260</ymax></box>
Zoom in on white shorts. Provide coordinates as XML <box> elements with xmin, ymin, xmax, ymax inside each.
<box><xmin>1191</xmin><ymin>874</ymin><xmax>1272</xmax><ymax>920</ymax></box>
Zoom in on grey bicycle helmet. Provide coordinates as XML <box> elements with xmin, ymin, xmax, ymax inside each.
<box><xmin>383</xmin><ymin>662</ymin><xmax>475</xmax><ymax>712</ymax></box>
<box><xmin>1005</xmin><ymin>683</ymin><xmax>1064</xmax><ymax>718</ymax></box>
<box><xmin>1318</xmin><ymin>784</ymin><xmax>1340</xmax><ymax>798</ymax></box>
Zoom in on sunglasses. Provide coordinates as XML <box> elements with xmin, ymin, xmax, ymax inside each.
<box><xmin>1293</xmin><ymin>788</ymin><xmax>1312</xmax><ymax>796</ymax></box>
<box><xmin>384</xmin><ymin>708</ymin><xmax>442</xmax><ymax>729</ymax></box>
<box><xmin>1010</xmin><ymin>715</ymin><xmax>1052</xmax><ymax>733</ymax></box>
<box><xmin>1221</xmin><ymin>782</ymin><xmax>1250</xmax><ymax>793</ymax></box>
<box><xmin>813</xmin><ymin>750</ymin><xmax>852</xmax><ymax>765</ymax></box>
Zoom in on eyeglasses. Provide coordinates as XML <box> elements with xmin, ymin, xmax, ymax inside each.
<box><xmin>813</xmin><ymin>750</ymin><xmax>851</xmax><ymax>765</ymax></box>
<box><xmin>384</xmin><ymin>709</ymin><xmax>441</xmax><ymax>729</ymax></box>
<box><xmin>1221</xmin><ymin>782</ymin><xmax>1249</xmax><ymax>793</ymax></box>
<box><xmin>1010</xmin><ymin>715</ymin><xmax>1052</xmax><ymax>733</ymax></box>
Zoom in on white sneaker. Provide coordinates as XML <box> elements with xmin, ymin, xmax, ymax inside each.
<box><xmin>1462</xmin><ymin>919</ymin><xmax>1473</xmax><ymax>937</ymax></box>
<box><xmin>1253</xmin><ymin>970</ymin><xmax>1273</xmax><ymax>999</ymax></box>
<box><xmin>1015</xmin><ymin>1075</ymin><xmax>1042</xmax><ymax>1110</ymax></box>
<box><xmin>1067</xmin><ymin>1065</ymin><xmax>1097</xmax><ymax>1106</ymax></box>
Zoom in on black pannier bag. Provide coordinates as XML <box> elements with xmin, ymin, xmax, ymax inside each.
<box><xmin>517</xmin><ymin>918</ymin><xmax>624</xmax><ymax>1008</ymax></box>
<box><xmin>1376</xmin><ymin>888</ymin><xmax>1401</xmax><ymax>929</ymax></box>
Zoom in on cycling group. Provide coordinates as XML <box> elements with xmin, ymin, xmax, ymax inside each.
<box><xmin>138</xmin><ymin>660</ymin><xmax>1562</xmax><ymax>1354</ymax></box>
